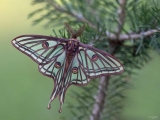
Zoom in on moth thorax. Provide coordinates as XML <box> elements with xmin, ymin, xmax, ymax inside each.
<box><xmin>92</xmin><ymin>54</ymin><xmax>98</xmax><ymax>61</ymax></box>
<box><xmin>54</xmin><ymin>62</ymin><xmax>61</xmax><ymax>68</ymax></box>
<box><xmin>72</xmin><ymin>67</ymin><xmax>78</xmax><ymax>74</ymax></box>
<box><xmin>74</xmin><ymin>41</ymin><xmax>79</xmax><ymax>50</ymax></box>
<box><xmin>42</xmin><ymin>41</ymin><xmax>49</xmax><ymax>48</ymax></box>
<box><xmin>68</xmin><ymin>40</ymin><xmax>79</xmax><ymax>51</ymax></box>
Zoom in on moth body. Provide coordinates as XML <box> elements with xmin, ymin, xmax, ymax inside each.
<box><xmin>66</xmin><ymin>39</ymin><xmax>79</xmax><ymax>64</ymax></box>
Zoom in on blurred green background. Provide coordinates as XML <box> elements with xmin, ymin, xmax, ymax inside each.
<box><xmin>0</xmin><ymin>1</ymin><xmax>160</xmax><ymax>120</ymax></box>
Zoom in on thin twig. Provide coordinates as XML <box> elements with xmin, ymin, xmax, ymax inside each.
<box><xmin>106</xmin><ymin>29</ymin><xmax>159</xmax><ymax>41</ymax></box>
<box><xmin>116</xmin><ymin>0</ymin><xmax>127</xmax><ymax>35</ymax></box>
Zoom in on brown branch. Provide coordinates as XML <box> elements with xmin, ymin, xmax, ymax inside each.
<box><xmin>106</xmin><ymin>29</ymin><xmax>159</xmax><ymax>41</ymax></box>
<box><xmin>90</xmin><ymin>76</ymin><xmax>110</xmax><ymax>120</ymax></box>
<box><xmin>116</xmin><ymin>0</ymin><xmax>127</xmax><ymax>35</ymax></box>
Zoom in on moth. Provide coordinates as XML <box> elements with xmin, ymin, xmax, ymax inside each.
<box><xmin>12</xmin><ymin>23</ymin><xmax>124</xmax><ymax>113</ymax></box>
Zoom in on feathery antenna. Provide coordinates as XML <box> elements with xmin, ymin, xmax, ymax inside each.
<box><xmin>64</xmin><ymin>23</ymin><xmax>85</xmax><ymax>38</ymax></box>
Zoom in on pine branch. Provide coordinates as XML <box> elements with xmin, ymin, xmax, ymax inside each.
<box><xmin>90</xmin><ymin>76</ymin><xmax>109</xmax><ymax>120</ymax></box>
<box><xmin>46</xmin><ymin>0</ymin><xmax>96</xmax><ymax>29</ymax></box>
<box><xmin>30</xmin><ymin>0</ymin><xmax>159</xmax><ymax>42</ymax></box>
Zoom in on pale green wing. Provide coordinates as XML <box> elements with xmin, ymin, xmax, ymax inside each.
<box><xmin>78</xmin><ymin>43</ymin><xmax>124</xmax><ymax>78</ymax></box>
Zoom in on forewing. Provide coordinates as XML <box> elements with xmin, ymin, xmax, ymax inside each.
<box><xmin>12</xmin><ymin>35</ymin><xmax>67</xmax><ymax>64</ymax></box>
<box><xmin>78</xmin><ymin>43</ymin><xmax>124</xmax><ymax>78</ymax></box>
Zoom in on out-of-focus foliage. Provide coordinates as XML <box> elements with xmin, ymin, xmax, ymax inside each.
<box><xmin>29</xmin><ymin>0</ymin><xmax>160</xmax><ymax>120</ymax></box>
